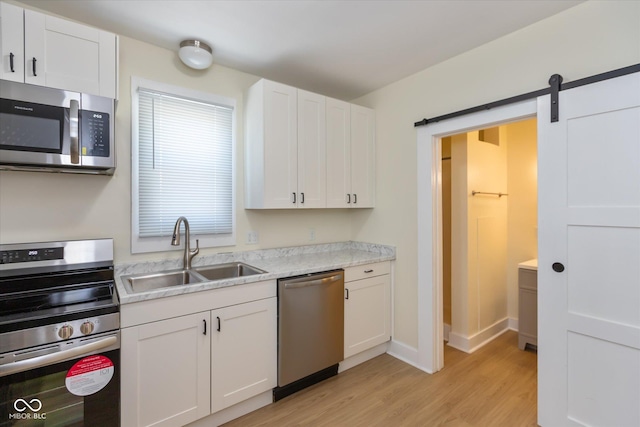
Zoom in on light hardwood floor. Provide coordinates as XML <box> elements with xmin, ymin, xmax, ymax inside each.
<box><xmin>223</xmin><ymin>331</ymin><xmax>537</xmax><ymax>426</ymax></box>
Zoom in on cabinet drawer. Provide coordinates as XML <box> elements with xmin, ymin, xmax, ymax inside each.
<box><xmin>345</xmin><ymin>261</ymin><xmax>390</xmax><ymax>282</ymax></box>
<box><xmin>518</xmin><ymin>268</ymin><xmax>537</xmax><ymax>291</ymax></box>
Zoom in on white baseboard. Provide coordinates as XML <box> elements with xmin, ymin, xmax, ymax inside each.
<box><xmin>387</xmin><ymin>339</ymin><xmax>422</xmax><ymax>370</ymax></box>
<box><xmin>186</xmin><ymin>391</ymin><xmax>272</xmax><ymax>427</ymax></box>
<box><xmin>447</xmin><ymin>317</ymin><xmax>510</xmax><ymax>354</ymax></box>
<box><xmin>339</xmin><ymin>342</ymin><xmax>388</xmax><ymax>372</ymax></box>
<box><xmin>508</xmin><ymin>317</ymin><xmax>518</xmax><ymax>331</ymax></box>
<box><xmin>443</xmin><ymin>323</ymin><xmax>451</xmax><ymax>342</ymax></box>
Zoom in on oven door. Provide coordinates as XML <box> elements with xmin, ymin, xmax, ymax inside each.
<box><xmin>0</xmin><ymin>80</ymin><xmax>80</xmax><ymax>168</ymax></box>
<box><xmin>0</xmin><ymin>332</ymin><xmax>120</xmax><ymax>426</ymax></box>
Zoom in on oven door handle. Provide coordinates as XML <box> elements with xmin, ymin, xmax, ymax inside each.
<box><xmin>69</xmin><ymin>99</ymin><xmax>80</xmax><ymax>164</ymax></box>
<box><xmin>0</xmin><ymin>336</ymin><xmax>117</xmax><ymax>377</ymax></box>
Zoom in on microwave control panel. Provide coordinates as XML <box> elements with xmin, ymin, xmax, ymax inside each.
<box><xmin>80</xmin><ymin>110</ymin><xmax>110</xmax><ymax>157</ymax></box>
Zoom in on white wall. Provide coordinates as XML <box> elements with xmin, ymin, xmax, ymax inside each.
<box><xmin>505</xmin><ymin>119</ymin><xmax>538</xmax><ymax>321</ymax></box>
<box><xmin>0</xmin><ymin>35</ymin><xmax>354</xmax><ymax>263</ymax></box>
<box><xmin>450</xmin><ymin>131</ymin><xmax>508</xmax><ymax>340</ymax></box>
<box><xmin>353</xmin><ymin>0</ymin><xmax>640</xmax><ymax>348</ymax></box>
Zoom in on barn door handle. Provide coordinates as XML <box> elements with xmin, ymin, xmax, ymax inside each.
<box><xmin>552</xmin><ymin>262</ymin><xmax>565</xmax><ymax>273</ymax></box>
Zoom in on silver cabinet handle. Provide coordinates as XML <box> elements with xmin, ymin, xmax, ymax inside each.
<box><xmin>284</xmin><ymin>274</ymin><xmax>342</xmax><ymax>289</ymax></box>
<box><xmin>70</xmin><ymin>99</ymin><xmax>80</xmax><ymax>164</ymax></box>
<box><xmin>0</xmin><ymin>336</ymin><xmax>117</xmax><ymax>377</ymax></box>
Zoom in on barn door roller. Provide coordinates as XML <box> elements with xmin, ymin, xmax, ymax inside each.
<box><xmin>549</xmin><ymin>74</ymin><xmax>563</xmax><ymax>123</ymax></box>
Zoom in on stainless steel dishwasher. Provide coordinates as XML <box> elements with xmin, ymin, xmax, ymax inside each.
<box><xmin>274</xmin><ymin>269</ymin><xmax>344</xmax><ymax>401</ymax></box>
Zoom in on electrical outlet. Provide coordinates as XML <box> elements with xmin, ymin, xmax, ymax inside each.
<box><xmin>308</xmin><ymin>228</ymin><xmax>316</xmax><ymax>242</ymax></box>
<box><xmin>246</xmin><ymin>231</ymin><xmax>259</xmax><ymax>244</ymax></box>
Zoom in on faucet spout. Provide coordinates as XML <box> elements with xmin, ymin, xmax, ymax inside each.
<box><xmin>171</xmin><ymin>216</ymin><xmax>199</xmax><ymax>270</ymax></box>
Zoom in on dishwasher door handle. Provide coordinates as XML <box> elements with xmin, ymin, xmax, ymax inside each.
<box><xmin>283</xmin><ymin>274</ymin><xmax>342</xmax><ymax>289</ymax></box>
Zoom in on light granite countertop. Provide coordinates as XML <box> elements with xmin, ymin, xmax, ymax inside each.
<box><xmin>115</xmin><ymin>241</ymin><xmax>395</xmax><ymax>304</ymax></box>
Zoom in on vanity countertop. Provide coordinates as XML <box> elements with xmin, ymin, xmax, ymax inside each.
<box><xmin>518</xmin><ymin>259</ymin><xmax>538</xmax><ymax>271</ymax></box>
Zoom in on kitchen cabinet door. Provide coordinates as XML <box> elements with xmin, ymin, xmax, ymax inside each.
<box><xmin>0</xmin><ymin>2</ymin><xmax>24</xmax><ymax>83</ymax></box>
<box><xmin>121</xmin><ymin>312</ymin><xmax>211</xmax><ymax>427</ymax></box>
<box><xmin>326</xmin><ymin>101</ymin><xmax>375</xmax><ymax>208</ymax></box>
<box><xmin>211</xmin><ymin>297</ymin><xmax>277</xmax><ymax>413</ymax></box>
<box><xmin>350</xmin><ymin>104</ymin><xmax>375</xmax><ymax>208</ymax></box>
<box><xmin>245</xmin><ymin>79</ymin><xmax>298</xmax><ymax>208</ymax></box>
<box><xmin>24</xmin><ymin>9</ymin><xmax>117</xmax><ymax>98</ymax></box>
<box><xmin>297</xmin><ymin>89</ymin><xmax>326</xmax><ymax>208</ymax></box>
<box><xmin>344</xmin><ymin>272</ymin><xmax>390</xmax><ymax>358</ymax></box>
<box><xmin>326</xmin><ymin>97</ymin><xmax>352</xmax><ymax>208</ymax></box>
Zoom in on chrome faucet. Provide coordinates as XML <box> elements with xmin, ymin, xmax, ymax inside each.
<box><xmin>171</xmin><ymin>216</ymin><xmax>199</xmax><ymax>270</ymax></box>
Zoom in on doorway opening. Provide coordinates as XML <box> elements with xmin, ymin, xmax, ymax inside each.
<box><xmin>441</xmin><ymin>119</ymin><xmax>537</xmax><ymax>359</ymax></box>
<box><xmin>415</xmin><ymin>98</ymin><xmax>537</xmax><ymax>373</ymax></box>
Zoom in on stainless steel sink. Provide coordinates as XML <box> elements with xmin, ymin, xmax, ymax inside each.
<box><xmin>194</xmin><ymin>262</ymin><xmax>266</xmax><ymax>281</ymax></box>
<box><xmin>122</xmin><ymin>262</ymin><xmax>266</xmax><ymax>294</ymax></box>
<box><xmin>123</xmin><ymin>269</ymin><xmax>203</xmax><ymax>294</ymax></box>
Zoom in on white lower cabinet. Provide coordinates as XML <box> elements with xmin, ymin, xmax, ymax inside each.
<box><xmin>121</xmin><ymin>281</ymin><xmax>277</xmax><ymax>427</ymax></box>
<box><xmin>121</xmin><ymin>312</ymin><xmax>211</xmax><ymax>427</ymax></box>
<box><xmin>211</xmin><ymin>298</ymin><xmax>277</xmax><ymax>413</ymax></box>
<box><xmin>344</xmin><ymin>262</ymin><xmax>391</xmax><ymax>358</ymax></box>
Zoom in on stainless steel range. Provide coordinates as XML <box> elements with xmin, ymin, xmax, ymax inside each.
<box><xmin>0</xmin><ymin>239</ymin><xmax>120</xmax><ymax>426</ymax></box>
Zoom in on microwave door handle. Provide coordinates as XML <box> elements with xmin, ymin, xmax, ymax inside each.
<box><xmin>70</xmin><ymin>99</ymin><xmax>80</xmax><ymax>164</ymax></box>
<box><xmin>0</xmin><ymin>336</ymin><xmax>117</xmax><ymax>377</ymax></box>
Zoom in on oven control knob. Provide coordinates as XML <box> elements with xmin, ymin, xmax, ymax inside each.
<box><xmin>80</xmin><ymin>321</ymin><xmax>95</xmax><ymax>335</ymax></box>
<box><xmin>58</xmin><ymin>325</ymin><xmax>74</xmax><ymax>340</ymax></box>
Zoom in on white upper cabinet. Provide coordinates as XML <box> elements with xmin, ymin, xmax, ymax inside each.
<box><xmin>246</xmin><ymin>78</ymin><xmax>374</xmax><ymax>209</ymax></box>
<box><xmin>349</xmin><ymin>104</ymin><xmax>375</xmax><ymax>208</ymax></box>
<box><xmin>0</xmin><ymin>2</ymin><xmax>24</xmax><ymax>83</ymax></box>
<box><xmin>245</xmin><ymin>79</ymin><xmax>298</xmax><ymax>209</ymax></box>
<box><xmin>297</xmin><ymin>89</ymin><xmax>326</xmax><ymax>208</ymax></box>
<box><xmin>326</xmin><ymin>98</ymin><xmax>352</xmax><ymax>207</ymax></box>
<box><xmin>326</xmin><ymin>99</ymin><xmax>376</xmax><ymax>208</ymax></box>
<box><xmin>0</xmin><ymin>2</ymin><xmax>117</xmax><ymax>98</ymax></box>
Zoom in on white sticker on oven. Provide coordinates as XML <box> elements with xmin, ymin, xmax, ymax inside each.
<box><xmin>65</xmin><ymin>355</ymin><xmax>114</xmax><ymax>396</ymax></box>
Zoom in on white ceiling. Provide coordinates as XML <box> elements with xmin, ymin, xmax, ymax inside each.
<box><xmin>18</xmin><ymin>0</ymin><xmax>583</xmax><ymax>100</ymax></box>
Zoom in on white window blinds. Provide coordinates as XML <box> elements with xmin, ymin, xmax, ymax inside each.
<box><xmin>137</xmin><ymin>88</ymin><xmax>233</xmax><ymax>239</ymax></box>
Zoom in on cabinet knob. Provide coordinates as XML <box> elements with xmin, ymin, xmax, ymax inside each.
<box><xmin>552</xmin><ymin>262</ymin><xmax>565</xmax><ymax>273</ymax></box>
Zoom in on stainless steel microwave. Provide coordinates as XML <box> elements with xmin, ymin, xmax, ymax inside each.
<box><xmin>0</xmin><ymin>80</ymin><xmax>115</xmax><ymax>174</ymax></box>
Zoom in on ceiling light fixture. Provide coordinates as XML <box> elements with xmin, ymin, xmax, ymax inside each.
<box><xmin>178</xmin><ymin>40</ymin><xmax>213</xmax><ymax>70</ymax></box>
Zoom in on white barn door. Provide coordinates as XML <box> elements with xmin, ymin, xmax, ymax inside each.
<box><xmin>538</xmin><ymin>72</ymin><xmax>640</xmax><ymax>426</ymax></box>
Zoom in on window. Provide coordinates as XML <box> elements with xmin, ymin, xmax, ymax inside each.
<box><xmin>131</xmin><ymin>77</ymin><xmax>235</xmax><ymax>253</ymax></box>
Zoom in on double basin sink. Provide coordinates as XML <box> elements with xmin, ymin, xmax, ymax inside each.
<box><xmin>122</xmin><ymin>262</ymin><xmax>266</xmax><ymax>294</ymax></box>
